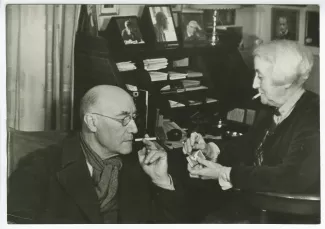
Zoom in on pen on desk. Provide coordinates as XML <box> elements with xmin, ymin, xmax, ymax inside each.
<box><xmin>252</xmin><ymin>93</ymin><xmax>261</xmax><ymax>100</ymax></box>
<box><xmin>134</xmin><ymin>137</ymin><xmax>157</xmax><ymax>142</ymax></box>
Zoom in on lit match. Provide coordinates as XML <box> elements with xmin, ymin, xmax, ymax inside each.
<box><xmin>135</xmin><ymin>137</ymin><xmax>157</xmax><ymax>142</ymax></box>
<box><xmin>252</xmin><ymin>93</ymin><xmax>261</xmax><ymax>100</ymax></box>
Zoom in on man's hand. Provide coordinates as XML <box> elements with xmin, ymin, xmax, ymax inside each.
<box><xmin>187</xmin><ymin>157</ymin><xmax>223</xmax><ymax>180</ymax></box>
<box><xmin>138</xmin><ymin>135</ymin><xmax>170</xmax><ymax>185</ymax></box>
<box><xmin>182</xmin><ymin>132</ymin><xmax>219</xmax><ymax>161</ymax></box>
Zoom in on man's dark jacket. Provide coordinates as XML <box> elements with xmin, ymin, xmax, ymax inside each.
<box><xmin>218</xmin><ymin>90</ymin><xmax>320</xmax><ymax>193</ymax></box>
<box><xmin>7</xmin><ymin>135</ymin><xmax>188</xmax><ymax>224</ymax></box>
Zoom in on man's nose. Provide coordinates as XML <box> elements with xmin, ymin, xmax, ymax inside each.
<box><xmin>252</xmin><ymin>74</ymin><xmax>260</xmax><ymax>89</ymax></box>
<box><xmin>127</xmin><ymin>119</ymin><xmax>138</xmax><ymax>134</ymax></box>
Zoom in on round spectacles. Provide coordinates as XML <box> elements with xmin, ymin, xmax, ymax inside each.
<box><xmin>91</xmin><ymin>112</ymin><xmax>137</xmax><ymax>127</ymax></box>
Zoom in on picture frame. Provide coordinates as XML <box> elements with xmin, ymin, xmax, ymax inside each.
<box><xmin>271</xmin><ymin>8</ymin><xmax>299</xmax><ymax>41</ymax></box>
<box><xmin>115</xmin><ymin>16</ymin><xmax>145</xmax><ymax>45</ymax></box>
<box><xmin>99</xmin><ymin>4</ymin><xmax>119</xmax><ymax>16</ymax></box>
<box><xmin>180</xmin><ymin>12</ymin><xmax>208</xmax><ymax>46</ymax></box>
<box><xmin>305</xmin><ymin>11</ymin><xmax>319</xmax><ymax>47</ymax></box>
<box><xmin>146</xmin><ymin>5</ymin><xmax>179</xmax><ymax>47</ymax></box>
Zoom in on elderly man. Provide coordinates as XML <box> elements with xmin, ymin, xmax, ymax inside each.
<box><xmin>184</xmin><ymin>20</ymin><xmax>205</xmax><ymax>42</ymax></box>
<box><xmin>276</xmin><ymin>16</ymin><xmax>295</xmax><ymax>40</ymax></box>
<box><xmin>154</xmin><ymin>11</ymin><xmax>168</xmax><ymax>42</ymax></box>
<box><xmin>8</xmin><ymin>85</ymin><xmax>187</xmax><ymax>223</ymax></box>
<box><xmin>183</xmin><ymin>40</ymin><xmax>319</xmax><ymax>194</ymax></box>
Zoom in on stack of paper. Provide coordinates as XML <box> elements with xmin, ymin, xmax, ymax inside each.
<box><xmin>186</xmin><ymin>85</ymin><xmax>208</xmax><ymax>91</ymax></box>
<box><xmin>168</xmin><ymin>71</ymin><xmax>187</xmax><ymax>80</ymax></box>
<box><xmin>187</xmin><ymin>70</ymin><xmax>203</xmax><ymax>78</ymax></box>
<box><xmin>173</xmin><ymin>58</ymin><xmax>189</xmax><ymax>67</ymax></box>
<box><xmin>182</xmin><ymin>80</ymin><xmax>200</xmax><ymax>88</ymax></box>
<box><xmin>188</xmin><ymin>100</ymin><xmax>203</xmax><ymax>106</ymax></box>
<box><xmin>149</xmin><ymin>71</ymin><xmax>168</xmax><ymax>82</ymax></box>
<box><xmin>160</xmin><ymin>85</ymin><xmax>171</xmax><ymax>91</ymax></box>
<box><xmin>143</xmin><ymin>58</ymin><xmax>168</xmax><ymax>71</ymax></box>
<box><xmin>168</xmin><ymin>100</ymin><xmax>185</xmax><ymax>108</ymax></box>
<box><xmin>206</xmin><ymin>98</ymin><xmax>218</xmax><ymax>104</ymax></box>
<box><xmin>125</xmin><ymin>84</ymin><xmax>138</xmax><ymax>92</ymax></box>
<box><xmin>116</xmin><ymin>61</ymin><xmax>136</xmax><ymax>72</ymax></box>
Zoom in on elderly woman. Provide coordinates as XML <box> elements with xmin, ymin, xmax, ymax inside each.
<box><xmin>183</xmin><ymin>40</ymin><xmax>319</xmax><ymax>194</ymax></box>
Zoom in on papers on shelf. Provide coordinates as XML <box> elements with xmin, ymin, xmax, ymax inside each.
<box><xmin>187</xmin><ymin>70</ymin><xmax>203</xmax><ymax>78</ymax></box>
<box><xmin>116</xmin><ymin>61</ymin><xmax>136</xmax><ymax>72</ymax></box>
<box><xmin>182</xmin><ymin>80</ymin><xmax>200</xmax><ymax>88</ymax></box>
<box><xmin>168</xmin><ymin>100</ymin><xmax>185</xmax><ymax>108</ymax></box>
<box><xmin>149</xmin><ymin>71</ymin><xmax>168</xmax><ymax>81</ymax></box>
<box><xmin>227</xmin><ymin>108</ymin><xmax>245</xmax><ymax>123</ymax></box>
<box><xmin>125</xmin><ymin>84</ymin><xmax>138</xmax><ymax>92</ymax></box>
<box><xmin>168</xmin><ymin>71</ymin><xmax>188</xmax><ymax>80</ymax></box>
<box><xmin>160</xmin><ymin>85</ymin><xmax>171</xmax><ymax>91</ymax></box>
<box><xmin>206</xmin><ymin>98</ymin><xmax>218</xmax><ymax>103</ymax></box>
<box><xmin>188</xmin><ymin>100</ymin><xmax>202</xmax><ymax>106</ymax></box>
<box><xmin>173</xmin><ymin>58</ymin><xmax>189</xmax><ymax>67</ymax></box>
<box><xmin>186</xmin><ymin>85</ymin><xmax>208</xmax><ymax>91</ymax></box>
<box><xmin>143</xmin><ymin>58</ymin><xmax>168</xmax><ymax>71</ymax></box>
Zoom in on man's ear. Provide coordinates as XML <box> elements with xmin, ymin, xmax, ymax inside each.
<box><xmin>83</xmin><ymin>114</ymin><xmax>97</xmax><ymax>132</ymax></box>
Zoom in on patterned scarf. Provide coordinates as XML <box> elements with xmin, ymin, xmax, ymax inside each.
<box><xmin>79</xmin><ymin>134</ymin><xmax>123</xmax><ymax>223</ymax></box>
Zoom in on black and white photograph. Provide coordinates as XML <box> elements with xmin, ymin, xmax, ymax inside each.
<box><xmin>148</xmin><ymin>6</ymin><xmax>178</xmax><ymax>43</ymax></box>
<box><xmin>116</xmin><ymin>17</ymin><xmax>145</xmax><ymax>45</ymax></box>
<box><xmin>271</xmin><ymin>8</ymin><xmax>300</xmax><ymax>41</ymax></box>
<box><xmin>1</xmin><ymin>3</ymin><xmax>321</xmax><ymax>226</ymax></box>
<box><xmin>181</xmin><ymin>12</ymin><xmax>207</xmax><ymax>43</ymax></box>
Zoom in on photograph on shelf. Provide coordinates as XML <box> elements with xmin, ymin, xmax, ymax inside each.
<box><xmin>271</xmin><ymin>8</ymin><xmax>299</xmax><ymax>41</ymax></box>
<box><xmin>148</xmin><ymin>6</ymin><xmax>178</xmax><ymax>43</ymax></box>
<box><xmin>116</xmin><ymin>17</ymin><xmax>145</xmax><ymax>45</ymax></box>
<box><xmin>305</xmin><ymin>11</ymin><xmax>319</xmax><ymax>47</ymax></box>
<box><xmin>180</xmin><ymin>12</ymin><xmax>208</xmax><ymax>45</ymax></box>
<box><xmin>99</xmin><ymin>4</ymin><xmax>119</xmax><ymax>16</ymax></box>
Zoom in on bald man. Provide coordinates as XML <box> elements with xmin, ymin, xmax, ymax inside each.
<box><xmin>8</xmin><ymin>85</ymin><xmax>187</xmax><ymax>224</ymax></box>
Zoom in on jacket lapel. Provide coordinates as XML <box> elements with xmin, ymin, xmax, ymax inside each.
<box><xmin>56</xmin><ymin>135</ymin><xmax>103</xmax><ymax>223</ymax></box>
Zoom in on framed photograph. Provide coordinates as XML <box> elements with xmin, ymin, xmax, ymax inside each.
<box><xmin>115</xmin><ymin>17</ymin><xmax>145</xmax><ymax>45</ymax></box>
<box><xmin>148</xmin><ymin>6</ymin><xmax>178</xmax><ymax>43</ymax></box>
<box><xmin>305</xmin><ymin>11</ymin><xmax>319</xmax><ymax>47</ymax></box>
<box><xmin>99</xmin><ymin>4</ymin><xmax>119</xmax><ymax>16</ymax></box>
<box><xmin>180</xmin><ymin>12</ymin><xmax>208</xmax><ymax>46</ymax></box>
<box><xmin>271</xmin><ymin>8</ymin><xmax>299</xmax><ymax>41</ymax></box>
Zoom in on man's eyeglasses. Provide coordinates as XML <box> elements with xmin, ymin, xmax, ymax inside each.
<box><xmin>91</xmin><ymin>112</ymin><xmax>137</xmax><ymax>126</ymax></box>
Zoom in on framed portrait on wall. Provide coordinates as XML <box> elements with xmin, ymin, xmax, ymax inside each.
<box><xmin>99</xmin><ymin>4</ymin><xmax>119</xmax><ymax>16</ymax></box>
<box><xmin>271</xmin><ymin>8</ymin><xmax>299</xmax><ymax>41</ymax></box>
<box><xmin>305</xmin><ymin>11</ymin><xmax>319</xmax><ymax>47</ymax></box>
<box><xmin>180</xmin><ymin>12</ymin><xmax>208</xmax><ymax>46</ymax></box>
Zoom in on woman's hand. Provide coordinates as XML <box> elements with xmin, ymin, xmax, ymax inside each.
<box><xmin>182</xmin><ymin>132</ymin><xmax>219</xmax><ymax>161</ymax></box>
<box><xmin>187</xmin><ymin>157</ymin><xmax>223</xmax><ymax>180</ymax></box>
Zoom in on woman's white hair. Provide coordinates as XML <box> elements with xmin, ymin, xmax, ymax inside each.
<box><xmin>253</xmin><ymin>40</ymin><xmax>314</xmax><ymax>86</ymax></box>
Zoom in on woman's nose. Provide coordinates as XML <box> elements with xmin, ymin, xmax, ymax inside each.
<box><xmin>252</xmin><ymin>74</ymin><xmax>260</xmax><ymax>89</ymax></box>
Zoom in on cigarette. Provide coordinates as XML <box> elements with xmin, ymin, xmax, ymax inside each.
<box><xmin>134</xmin><ymin>137</ymin><xmax>157</xmax><ymax>142</ymax></box>
<box><xmin>252</xmin><ymin>93</ymin><xmax>261</xmax><ymax>100</ymax></box>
